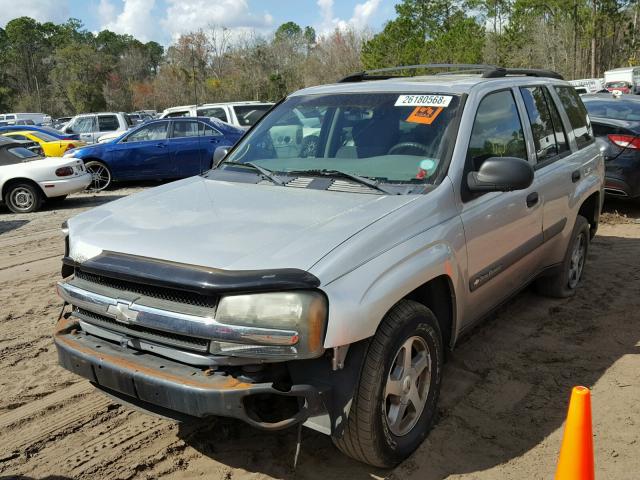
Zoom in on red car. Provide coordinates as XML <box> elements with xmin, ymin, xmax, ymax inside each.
<box><xmin>605</xmin><ymin>81</ymin><xmax>632</xmax><ymax>94</ymax></box>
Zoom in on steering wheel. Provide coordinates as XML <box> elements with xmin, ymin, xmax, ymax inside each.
<box><xmin>387</xmin><ymin>142</ymin><xmax>430</xmax><ymax>156</ymax></box>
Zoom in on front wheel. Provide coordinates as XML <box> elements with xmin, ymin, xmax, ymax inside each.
<box><xmin>333</xmin><ymin>300</ymin><xmax>443</xmax><ymax>467</ymax></box>
<box><xmin>4</xmin><ymin>183</ymin><xmax>43</xmax><ymax>213</ymax></box>
<box><xmin>85</xmin><ymin>161</ymin><xmax>111</xmax><ymax>191</ymax></box>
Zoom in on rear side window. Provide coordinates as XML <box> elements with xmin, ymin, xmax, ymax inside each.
<box><xmin>200</xmin><ymin>123</ymin><xmax>221</xmax><ymax>136</ymax></box>
<box><xmin>172</xmin><ymin>121</ymin><xmax>200</xmax><ymax>138</ymax></box>
<box><xmin>233</xmin><ymin>105</ymin><xmax>271</xmax><ymax>127</ymax></box>
<box><xmin>467</xmin><ymin>90</ymin><xmax>527</xmax><ymax>171</ymax></box>
<box><xmin>197</xmin><ymin>107</ymin><xmax>228</xmax><ymax>122</ymax></box>
<box><xmin>166</xmin><ymin>111</ymin><xmax>190</xmax><ymax>118</ymax></box>
<box><xmin>98</xmin><ymin>115</ymin><xmax>119</xmax><ymax>131</ymax></box>
<box><xmin>520</xmin><ymin>86</ymin><xmax>569</xmax><ymax>163</ymax></box>
<box><xmin>554</xmin><ymin>86</ymin><xmax>594</xmax><ymax>149</ymax></box>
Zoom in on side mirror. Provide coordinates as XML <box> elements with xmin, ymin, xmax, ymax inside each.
<box><xmin>467</xmin><ymin>156</ymin><xmax>534</xmax><ymax>192</ymax></box>
<box><xmin>64</xmin><ymin>127</ymin><xmax>73</xmax><ymax>134</ymax></box>
<box><xmin>212</xmin><ymin>146</ymin><xmax>230</xmax><ymax>167</ymax></box>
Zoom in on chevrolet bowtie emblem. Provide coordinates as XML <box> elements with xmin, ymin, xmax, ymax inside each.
<box><xmin>107</xmin><ymin>300</ymin><xmax>140</xmax><ymax>324</ymax></box>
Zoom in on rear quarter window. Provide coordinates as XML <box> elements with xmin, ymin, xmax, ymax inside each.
<box><xmin>554</xmin><ymin>86</ymin><xmax>594</xmax><ymax>149</ymax></box>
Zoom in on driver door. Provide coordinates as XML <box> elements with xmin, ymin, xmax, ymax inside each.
<box><xmin>109</xmin><ymin>122</ymin><xmax>172</xmax><ymax>179</ymax></box>
<box><xmin>460</xmin><ymin>89</ymin><xmax>543</xmax><ymax>319</ymax></box>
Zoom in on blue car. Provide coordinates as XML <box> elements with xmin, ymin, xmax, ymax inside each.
<box><xmin>64</xmin><ymin>117</ymin><xmax>244</xmax><ymax>190</ymax></box>
<box><xmin>0</xmin><ymin>125</ymin><xmax>79</xmax><ymax>141</ymax></box>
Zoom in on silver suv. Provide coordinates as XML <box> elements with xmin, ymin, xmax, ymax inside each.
<box><xmin>54</xmin><ymin>65</ymin><xmax>604</xmax><ymax>467</ymax></box>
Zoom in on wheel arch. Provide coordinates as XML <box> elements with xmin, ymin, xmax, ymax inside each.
<box><xmin>2</xmin><ymin>177</ymin><xmax>45</xmax><ymax>200</ymax></box>
<box><xmin>402</xmin><ymin>274</ymin><xmax>456</xmax><ymax>350</ymax></box>
<box><xmin>577</xmin><ymin>191</ymin><xmax>601</xmax><ymax>239</ymax></box>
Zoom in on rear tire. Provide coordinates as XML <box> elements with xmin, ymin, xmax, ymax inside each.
<box><xmin>4</xmin><ymin>182</ymin><xmax>43</xmax><ymax>213</ymax></box>
<box><xmin>85</xmin><ymin>160</ymin><xmax>111</xmax><ymax>191</ymax></box>
<box><xmin>332</xmin><ymin>300</ymin><xmax>443</xmax><ymax>467</ymax></box>
<box><xmin>536</xmin><ymin>215</ymin><xmax>590</xmax><ymax>298</ymax></box>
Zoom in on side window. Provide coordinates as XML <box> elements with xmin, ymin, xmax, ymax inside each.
<box><xmin>467</xmin><ymin>90</ymin><xmax>527</xmax><ymax>172</ymax></box>
<box><xmin>71</xmin><ymin>116</ymin><xmax>96</xmax><ymax>134</ymax></box>
<box><xmin>199</xmin><ymin>123</ymin><xmax>221</xmax><ymax>136</ymax></box>
<box><xmin>520</xmin><ymin>86</ymin><xmax>569</xmax><ymax>164</ymax></box>
<box><xmin>542</xmin><ymin>87</ymin><xmax>569</xmax><ymax>154</ymax></box>
<box><xmin>197</xmin><ymin>107</ymin><xmax>228</xmax><ymax>122</ymax></box>
<box><xmin>9</xmin><ymin>134</ymin><xmax>28</xmax><ymax>141</ymax></box>
<box><xmin>124</xmin><ymin>123</ymin><xmax>168</xmax><ymax>142</ymax></box>
<box><xmin>172</xmin><ymin>121</ymin><xmax>200</xmax><ymax>138</ymax></box>
<box><xmin>98</xmin><ymin>115</ymin><xmax>119</xmax><ymax>132</ymax></box>
<box><xmin>166</xmin><ymin>111</ymin><xmax>190</xmax><ymax>118</ymax></box>
<box><xmin>554</xmin><ymin>86</ymin><xmax>594</xmax><ymax>149</ymax></box>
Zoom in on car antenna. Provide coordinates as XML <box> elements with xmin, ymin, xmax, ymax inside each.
<box><xmin>191</xmin><ymin>45</ymin><xmax>205</xmax><ymax>173</ymax></box>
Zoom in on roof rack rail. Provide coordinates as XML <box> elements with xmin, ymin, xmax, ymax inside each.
<box><xmin>338</xmin><ymin>64</ymin><xmax>498</xmax><ymax>83</ymax></box>
<box><xmin>338</xmin><ymin>64</ymin><xmax>564</xmax><ymax>82</ymax></box>
<box><xmin>481</xmin><ymin>67</ymin><xmax>564</xmax><ymax>80</ymax></box>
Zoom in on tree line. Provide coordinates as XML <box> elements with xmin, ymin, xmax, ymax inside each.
<box><xmin>1</xmin><ymin>0</ymin><xmax>638</xmax><ymax>117</ymax></box>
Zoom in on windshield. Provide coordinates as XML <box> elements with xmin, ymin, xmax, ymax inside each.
<box><xmin>221</xmin><ymin>93</ymin><xmax>460</xmax><ymax>189</ymax></box>
<box><xmin>8</xmin><ymin>147</ymin><xmax>39</xmax><ymax>159</ymax></box>
<box><xmin>582</xmin><ymin>98</ymin><xmax>640</xmax><ymax>121</ymax></box>
<box><xmin>606</xmin><ymin>81</ymin><xmax>630</xmax><ymax>88</ymax></box>
<box><xmin>233</xmin><ymin>104</ymin><xmax>273</xmax><ymax>127</ymax></box>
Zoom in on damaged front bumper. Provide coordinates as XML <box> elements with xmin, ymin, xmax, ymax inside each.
<box><xmin>54</xmin><ymin>317</ymin><xmax>326</xmax><ymax>431</ymax></box>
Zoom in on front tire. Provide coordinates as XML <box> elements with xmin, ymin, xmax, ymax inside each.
<box><xmin>85</xmin><ymin>160</ymin><xmax>112</xmax><ymax>191</ymax></box>
<box><xmin>536</xmin><ymin>215</ymin><xmax>590</xmax><ymax>298</ymax></box>
<box><xmin>4</xmin><ymin>182</ymin><xmax>43</xmax><ymax>213</ymax></box>
<box><xmin>333</xmin><ymin>300</ymin><xmax>443</xmax><ymax>467</ymax></box>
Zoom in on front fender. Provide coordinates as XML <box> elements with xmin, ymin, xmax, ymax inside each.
<box><xmin>320</xmin><ymin>215</ymin><xmax>466</xmax><ymax>348</ymax></box>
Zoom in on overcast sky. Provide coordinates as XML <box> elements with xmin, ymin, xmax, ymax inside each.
<box><xmin>0</xmin><ymin>0</ymin><xmax>399</xmax><ymax>44</ymax></box>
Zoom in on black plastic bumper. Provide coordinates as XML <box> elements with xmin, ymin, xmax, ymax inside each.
<box><xmin>54</xmin><ymin>318</ymin><xmax>325</xmax><ymax>431</ymax></box>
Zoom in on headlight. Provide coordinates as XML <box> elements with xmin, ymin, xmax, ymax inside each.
<box><xmin>63</xmin><ymin>151</ymin><xmax>76</xmax><ymax>158</ymax></box>
<box><xmin>211</xmin><ymin>291</ymin><xmax>327</xmax><ymax>359</ymax></box>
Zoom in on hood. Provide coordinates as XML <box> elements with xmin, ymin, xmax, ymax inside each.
<box><xmin>68</xmin><ymin>176</ymin><xmax>418</xmax><ymax>276</ymax></box>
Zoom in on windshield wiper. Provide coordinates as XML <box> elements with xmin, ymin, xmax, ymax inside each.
<box><xmin>287</xmin><ymin>169</ymin><xmax>395</xmax><ymax>194</ymax></box>
<box><xmin>221</xmin><ymin>161</ymin><xmax>285</xmax><ymax>186</ymax></box>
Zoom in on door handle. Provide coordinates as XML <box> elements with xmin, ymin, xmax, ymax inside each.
<box><xmin>526</xmin><ymin>192</ymin><xmax>539</xmax><ymax>208</ymax></box>
<box><xmin>156</xmin><ymin>143</ymin><xmax>166</xmax><ymax>148</ymax></box>
<box><xmin>572</xmin><ymin>170</ymin><xmax>581</xmax><ymax>183</ymax></box>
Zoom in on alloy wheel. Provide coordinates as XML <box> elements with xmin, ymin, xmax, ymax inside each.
<box><xmin>384</xmin><ymin>335</ymin><xmax>432</xmax><ymax>436</ymax></box>
<box><xmin>85</xmin><ymin>162</ymin><xmax>111</xmax><ymax>191</ymax></box>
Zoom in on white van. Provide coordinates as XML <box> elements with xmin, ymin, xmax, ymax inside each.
<box><xmin>0</xmin><ymin>113</ymin><xmax>52</xmax><ymax>125</ymax></box>
<box><xmin>159</xmin><ymin>102</ymin><xmax>273</xmax><ymax>129</ymax></box>
<box><xmin>604</xmin><ymin>67</ymin><xmax>640</xmax><ymax>94</ymax></box>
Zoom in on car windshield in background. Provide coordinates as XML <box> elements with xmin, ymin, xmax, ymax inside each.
<box><xmin>8</xmin><ymin>147</ymin><xmax>40</xmax><ymax>159</ymax></box>
<box><xmin>606</xmin><ymin>81</ymin><xmax>629</xmax><ymax>88</ymax></box>
<box><xmin>221</xmin><ymin>93</ymin><xmax>461</xmax><ymax>188</ymax></box>
<box><xmin>582</xmin><ymin>98</ymin><xmax>640</xmax><ymax>121</ymax></box>
<box><xmin>233</xmin><ymin>105</ymin><xmax>273</xmax><ymax>127</ymax></box>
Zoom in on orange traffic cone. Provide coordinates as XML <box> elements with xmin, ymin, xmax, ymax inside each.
<box><xmin>555</xmin><ymin>386</ymin><xmax>595</xmax><ymax>480</ymax></box>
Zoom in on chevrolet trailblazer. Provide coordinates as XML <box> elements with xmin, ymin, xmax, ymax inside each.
<box><xmin>54</xmin><ymin>65</ymin><xmax>604</xmax><ymax>467</ymax></box>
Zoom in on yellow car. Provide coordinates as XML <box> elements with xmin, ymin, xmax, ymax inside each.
<box><xmin>1</xmin><ymin>130</ymin><xmax>86</xmax><ymax>157</ymax></box>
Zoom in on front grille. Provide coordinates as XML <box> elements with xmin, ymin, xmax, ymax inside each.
<box><xmin>74</xmin><ymin>307</ymin><xmax>210</xmax><ymax>353</ymax></box>
<box><xmin>75</xmin><ymin>269</ymin><xmax>217</xmax><ymax>308</ymax></box>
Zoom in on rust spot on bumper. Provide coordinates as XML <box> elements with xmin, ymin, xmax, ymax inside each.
<box><xmin>53</xmin><ymin>318</ymin><xmax>251</xmax><ymax>390</ymax></box>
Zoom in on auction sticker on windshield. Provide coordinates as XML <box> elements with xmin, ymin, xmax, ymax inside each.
<box><xmin>395</xmin><ymin>95</ymin><xmax>452</xmax><ymax>107</ymax></box>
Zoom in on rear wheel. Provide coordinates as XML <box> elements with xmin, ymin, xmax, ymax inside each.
<box><xmin>536</xmin><ymin>215</ymin><xmax>590</xmax><ymax>298</ymax></box>
<box><xmin>333</xmin><ymin>300</ymin><xmax>443</xmax><ymax>467</ymax></box>
<box><xmin>85</xmin><ymin>161</ymin><xmax>111</xmax><ymax>191</ymax></box>
<box><xmin>4</xmin><ymin>182</ymin><xmax>43</xmax><ymax>213</ymax></box>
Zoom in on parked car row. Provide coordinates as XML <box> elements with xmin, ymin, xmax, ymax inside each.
<box><xmin>62</xmin><ymin>117</ymin><xmax>244</xmax><ymax>190</ymax></box>
<box><xmin>0</xmin><ymin>136</ymin><xmax>90</xmax><ymax>212</ymax></box>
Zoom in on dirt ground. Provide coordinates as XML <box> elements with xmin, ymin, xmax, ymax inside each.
<box><xmin>0</xmin><ymin>188</ymin><xmax>638</xmax><ymax>480</ymax></box>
